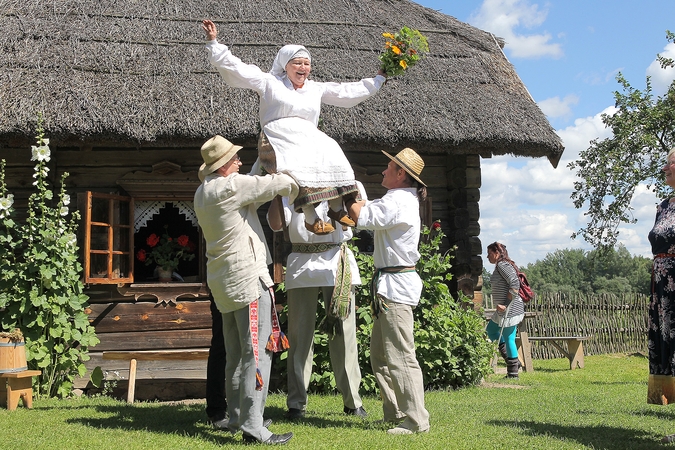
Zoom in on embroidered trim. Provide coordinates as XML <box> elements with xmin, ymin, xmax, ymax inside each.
<box><xmin>249</xmin><ymin>298</ymin><xmax>263</xmax><ymax>391</ymax></box>
<box><xmin>291</xmin><ymin>243</ymin><xmax>340</xmax><ymax>253</ymax></box>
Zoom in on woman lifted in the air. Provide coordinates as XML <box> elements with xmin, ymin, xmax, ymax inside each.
<box><xmin>202</xmin><ymin>19</ymin><xmax>387</xmax><ymax>234</ymax></box>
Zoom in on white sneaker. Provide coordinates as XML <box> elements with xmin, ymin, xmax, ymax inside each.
<box><xmin>387</xmin><ymin>427</ymin><xmax>413</xmax><ymax>435</ymax></box>
<box><xmin>386</xmin><ymin>426</ymin><xmax>430</xmax><ymax>435</ymax></box>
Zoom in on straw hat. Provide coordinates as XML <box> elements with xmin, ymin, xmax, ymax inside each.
<box><xmin>382</xmin><ymin>148</ymin><xmax>426</xmax><ymax>187</ymax></box>
<box><xmin>199</xmin><ymin>135</ymin><xmax>243</xmax><ymax>181</ymax></box>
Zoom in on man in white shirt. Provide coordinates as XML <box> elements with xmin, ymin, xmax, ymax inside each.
<box><xmin>268</xmin><ymin>186</ymin><xmax>367</xmax><ymax>420</ymax></box>
<box><xmin>194</xmin><ymin>135</ymin><xmax>298</xmax><ymax>445</ymax></box>
<box><xmin>347</xmin><ymin>148</ymin><xmax>431</xmax><ymax>435</ymax></box>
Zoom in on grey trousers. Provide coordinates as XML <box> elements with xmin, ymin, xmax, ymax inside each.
<box><xmin>370</xmin><ymin>301</ymin><xmax>430</xmax><ymax>431</ymax></box>
<box><xmin>222</xmin><ymin>280</ymin><xmax>273</xmax><ymax>441</ymax></box>
<box><xmin>286</xmin><ymin>286</ymin><xmax>363</xmax><ymax>411</ymax></box>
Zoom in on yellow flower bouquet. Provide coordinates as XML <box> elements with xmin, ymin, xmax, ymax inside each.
<box><xmin>379</xmin><ymin>26</ymin><xmax>429</xmax><ymax>77</ymax></box>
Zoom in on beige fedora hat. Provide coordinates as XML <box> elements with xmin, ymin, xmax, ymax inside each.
<box><xmin>382</xmin><ymin>148</ymin><xmax>426</xmax><ymax>187</ymax></box>
<box><xmin>199</xmin><ymin>135</ymin><xmax>243</xmax><ymax>181</ymax></box>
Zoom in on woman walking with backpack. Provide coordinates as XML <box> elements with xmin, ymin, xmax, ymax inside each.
<box><xmin>486</xmin><ymin>242</ymin><xmax>525</xmax><ymax>378</ymax></box>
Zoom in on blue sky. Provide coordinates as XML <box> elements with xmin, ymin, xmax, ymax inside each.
<box><xmin>415</xmin><ymin>0</ymin><xmax>675</xmax><ymax>266</ymax></box>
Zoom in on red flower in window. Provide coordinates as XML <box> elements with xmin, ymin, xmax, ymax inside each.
<box><xmin>137</xmin><ymin>226</ymin><xmax>196</xmax><ymax>271</ymax></box>
<box><xmin>146</xmin><ymin>234</ymin><xmax>160</xmax><ymax>247</ymax></box>
<box><xmin>136</xmin><ymin>249</ymin><xmax>147</xmax><ymax>262</ymax></box>
<box><xmin>432</xmin><ymin>221</ymin><xmax>441</xmax><ymax>230</ymax></box>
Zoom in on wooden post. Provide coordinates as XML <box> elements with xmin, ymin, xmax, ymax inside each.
<box><xmin>127</xmin><ymin>359</ymin><xmax>137</xmax><ymax>403</ymax></box>
<box><xmin>517</xmin><ymin>331</ymin><xmax>534</xmax><ymax>373</ymax></box>
<box><xmin>568</xmin><ymin>340</ymin><xmax>585</xmax><ymax>369</ymax></box>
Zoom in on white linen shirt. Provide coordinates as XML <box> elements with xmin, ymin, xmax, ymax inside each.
<box><xmin>194</xmin><ymin>171</ymin><xmax>297</xmax><ymax>314</ymax></box>
<box><xmin>356</xmin><ymin>188</ymin><xmax>423</xmax><ymax>306</ymax></box>
<box><xmin>271</xmin><ymin>198</ymin><xmax>361</xmax><ymax>290</ymax></box>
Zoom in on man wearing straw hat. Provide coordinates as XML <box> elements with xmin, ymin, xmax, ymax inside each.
<box><xmin>347</xmin><ymin>147</ymin><xmax>430</xmax><ymax>435</ymax></box>
<box><xmin>194</xmin><ymin>135</ymin><xmax>298</xmax><ymax>445</ymax></box>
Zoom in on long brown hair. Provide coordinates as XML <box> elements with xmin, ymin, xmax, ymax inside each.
<box><xmin>401</xmin><ymin>170</ymin><xmax>427</xmax><ymax>202</ymax></box>
<box><xmin>487</xmin><ymin>241</ymin><xmax>519</xmax><ymax>272</ymax></box>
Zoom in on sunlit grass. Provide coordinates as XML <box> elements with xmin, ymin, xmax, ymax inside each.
<box><xmin>0</xmin><ymin>354</ymin><xmax>671</xmax><ymax>449</ymax></box>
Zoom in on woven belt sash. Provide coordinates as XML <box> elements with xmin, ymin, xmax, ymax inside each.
<box><xmin>291</xmin><ymin>241</ymin><xmax>351</xmax><ymax>336</ymax></box>
<box><xmin>321</xmin><ymin>243</ymin><xmax>353</xmax><ymax>337</ymax></box>
<box><xmin>370</xmin><ymin>266</ymin><xmax>416</xmax><ymax>318</ymax></box>
<box><xmin>292</xmin><ymin>242</ymin><xmax>340</xmax><ymax>253</ymax></box>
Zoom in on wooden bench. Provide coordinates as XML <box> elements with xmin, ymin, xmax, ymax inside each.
<box><xmin>528</xmin><ymin>336</ymin><xmax>591</xmax><ymax>370</ymax></box>
<box><xmin>102</xmin><ymin>349</ymin><xmax>209</xmax><ymax>403</ymax></box>
<box><xmin>0</xmin><ymin>370</ymin><xmax>42</xmax><ymax>410</ymax></box>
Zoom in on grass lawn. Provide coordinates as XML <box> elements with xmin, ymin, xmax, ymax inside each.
<box><xmin>1</xmin><ymin>353</ymin><xmax>673</xmax><ymax>449</ymax></box>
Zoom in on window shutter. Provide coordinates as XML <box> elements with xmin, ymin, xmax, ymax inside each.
<box><xmin>84</xmin><ymin>192</ymin><xmax>134</xmax><ymax>284</ymax></box>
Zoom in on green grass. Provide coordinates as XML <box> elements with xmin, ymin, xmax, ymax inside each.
<box><xmin>1</xmin><ymin>354</ymin><xmax>673</xmax><ymax>449</ymax></box>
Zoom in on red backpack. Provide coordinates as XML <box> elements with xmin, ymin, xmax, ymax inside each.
<box><xmin>518</xmin><ymin>271</ymin><xmax>534</xmax><ymax>303</ymax></box>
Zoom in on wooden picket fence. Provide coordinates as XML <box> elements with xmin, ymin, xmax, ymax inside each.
<box><xmin>484</xmin><ymin>292</ymin><xmax>648</xmax><ymax>359</ymax></box>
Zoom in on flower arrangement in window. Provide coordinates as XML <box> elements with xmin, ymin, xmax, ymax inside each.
<box><xmin>379</xmin><ymin>26</ymin><xmax>430</xmax><ymax>77</ymax></box>
<box><xmin>136</xmin><ymin>225</ymin><xmax>195</xmax><ymax>271</ymax></box>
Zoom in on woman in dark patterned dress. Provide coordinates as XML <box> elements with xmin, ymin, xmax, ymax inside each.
<box><xmin>648</xmin><ymin>148</ymin><xmax>675</xmax><ymax>406</ymax></box>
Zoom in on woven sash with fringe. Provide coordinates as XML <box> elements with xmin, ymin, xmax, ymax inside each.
<box><xmin>370</xmin><ymin>266</ymin><xmax>416</xmax><ymax>318</ymax></box>
<box><xmin>290</xmin><ymin>241</ymin><xmax>351</xmax><ymax>336</ymax></box>
<box><xmin>251</xmin><ymin>287</ymin><xmax>290</xmax><ymax>391</ymax></box>
<box><xmin>319</xmin><ymin>243</ymin><xmax>353</xmax><ymax>337</ymax></box>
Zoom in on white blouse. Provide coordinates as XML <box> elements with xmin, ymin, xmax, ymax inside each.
<box><xmin>205</xmin><ymin>40</ymin><xmax>386</xmax><ymax>188</ymax></box>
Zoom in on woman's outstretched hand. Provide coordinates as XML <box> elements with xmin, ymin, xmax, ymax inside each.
<box><xmin>202</xmin><ymin>20</ymin><xmax>218</xmax><ymax>41</ymax></box>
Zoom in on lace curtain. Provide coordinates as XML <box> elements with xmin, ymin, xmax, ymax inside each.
<box><xmin>134</xmin><ymin>201</ymin><xmax>197</xmax><ymax>232</ymax></box>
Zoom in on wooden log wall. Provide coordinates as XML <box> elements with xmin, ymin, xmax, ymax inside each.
<box><xmin>486</xmin><ymin>292</ymin><xmax>648</xmax><ymax>358</ymax></box>
<box><xmin>445</xmin><ymin>154</ymin><xmax>482</xmax><ymax>297</ymax></box>
<box><xmin>78</xmin><ymin>288</ymin><xmax>214</xmax><ymax>390</ymax></box>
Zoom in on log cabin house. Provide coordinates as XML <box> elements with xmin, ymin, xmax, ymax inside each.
<box><xmin>0</xmin><ymin>1</ymin><xmax>563</xmax><ymax>399</ymax></box>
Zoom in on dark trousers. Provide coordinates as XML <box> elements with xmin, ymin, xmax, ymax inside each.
<box><xmin>206</xmin><ymin>298</ymin><xmax>227</xmax><ymax>419</ymax></box>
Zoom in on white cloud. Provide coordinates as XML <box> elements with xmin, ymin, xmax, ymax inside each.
<box><xmin>478</xmin><ymin>106</ymin><xmax>652</xmax><ymax>266</ymax></box>
<box><xmin>538</xmin><ymin>94</ymin><xmax>579</xmax><ymax>118</ymax></box>
<box><xmin>578</xmin><ymin>68</ymin><xmax>622</xmax><ymax>87</ymax></box>
<box><xmin>469</xmin><ymin>0</ymin><xmax>563</xmax><ymax>59</ymax></box>
<box><xmin>555</xmin><ymin>106</ymin><xmax>615</xmax><ymax>163</ymax></box>
<box><xmin>646</xmin><ymin>42</ymin><xmax>675</xmax><ymax>95</ymax></box>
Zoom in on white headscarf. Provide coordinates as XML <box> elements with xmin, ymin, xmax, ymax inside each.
<box><xmin>270</xmin><ymin>45</ymin><xmax>312</xmax><ymax>77</ymax></box>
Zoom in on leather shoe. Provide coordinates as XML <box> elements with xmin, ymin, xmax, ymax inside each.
<box><xmin>210</xmin><ymin>416</ymin><xmax>230</xmax><ymax>431</ymax></box>
<box><xmin>242</xmin><ymin>432</ymin><xmax>293</xmax><ymax>445</ymax></box>
<box><xmin>343</xmin><ymin>405</ymin><xmax>368</xmax><ymax>418</ymax></box>
<box><xmin>327</xmin><ymin>209</ymin><xmax>356</xmax><ymax>227</ymax></box>
<box><xmin>304</xmin><ymin>219</ymin><xmax>334</xmax><ymax>235</ymax></box>
<box><xmin>285</xmin><ymin>408</ymin><xmax>305</xmax><ymax>420</ymax></box>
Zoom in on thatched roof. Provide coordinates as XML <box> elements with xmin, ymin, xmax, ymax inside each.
<box><xmin>0</xmin><ymin>0</ymin><xmax>564</xmax><ymax>166</ymax></box>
